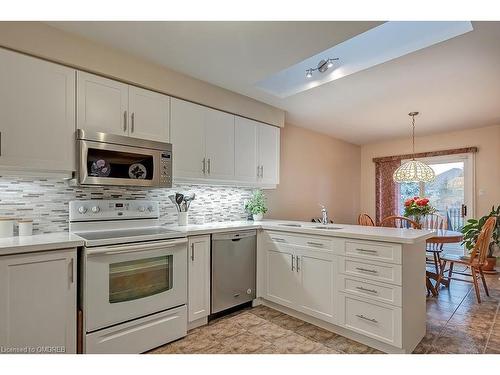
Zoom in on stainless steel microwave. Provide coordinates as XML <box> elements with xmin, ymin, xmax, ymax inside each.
<box><xmin>76</xmin><ymin>129</ymin><xmax>172</xmax><ymax>188</ymax></box>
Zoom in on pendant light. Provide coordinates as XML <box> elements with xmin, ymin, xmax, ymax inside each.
<box><xmin>393</xmin><ymin>112</ymin><xmax>435</xmax><ymax>183</ymax></box>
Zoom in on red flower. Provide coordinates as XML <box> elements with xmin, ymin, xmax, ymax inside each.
<box><xmin>416</xmin><ymin>198</ymin><xmax>429</xmax><ymax>206</ymax></box>
<box><xmin>404</xmin><ymin>198</ymin><xmax>414</xmax><ymax>207</ymax></box>
<box><xmin>413</xmin><ymin>196</ymin><xmax>420</xmax><ymax>200</ymax></box>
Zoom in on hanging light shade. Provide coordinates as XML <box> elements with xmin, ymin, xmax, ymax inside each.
<box><xmin>393</xmin><ymin>112</ymin><xmax>435</xmax><ymax>183</ymax></box>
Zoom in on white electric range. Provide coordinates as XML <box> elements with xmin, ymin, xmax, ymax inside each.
<box><xmin>69</xmin><ymin>199</ymin><xmax>188</xmax><ymax>354</ymax></box>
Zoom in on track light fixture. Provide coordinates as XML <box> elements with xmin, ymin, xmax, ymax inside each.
<box><xmin>305</xmin><ymin>58</ymin><xmax>339</xmax><ymax>78</ymax></box>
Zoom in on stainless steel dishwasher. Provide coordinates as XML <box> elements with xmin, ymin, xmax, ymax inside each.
<box><xmin>211</xmin><ymin>230</ymin><xmax>257</xmax><ymax>314</ymax></box>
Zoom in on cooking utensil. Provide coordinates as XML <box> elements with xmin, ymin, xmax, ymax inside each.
<box><xmin>168</xmin><ymin>194</ymin><xmax>180</xmax><ymax>212</ymax></box>
<box><xmin>175</xmin><ymin>193</ymin><xmax>184</xmax><ymax>206</ymax></box>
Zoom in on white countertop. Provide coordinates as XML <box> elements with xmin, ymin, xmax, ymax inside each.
<box><xmin>166</xmin><ymin>219</ymin><xmax>436</xmax><ymax>244</ymax></box>
<box><xmin>0</xmin><ymin>232</ymin><xmax>84</xmax><ymax>256</ymax></box>
<box><xmin>0</xmin><ymin>219</ymin><xmax>435</xmax><ymax>256</ymax></box>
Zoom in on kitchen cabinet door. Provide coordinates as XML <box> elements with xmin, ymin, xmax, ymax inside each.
<box><xmin>0</xmin><ymin>248</ymin><xmax>77</xmax><ymax>353</ymax></box>
<box><xmin>234</xmin><ymin>117</ymin><xmax>259</xmax><ymax>182</ymax></box>
<box><xmin>0</xmin><ymin>49</ymin><xmax>76</xmax><ymax>172</ymax></box>
<box><xmin>258</xmin><ymin>124</ymin><xmax>280</xmax><ymax>185</ymax></box>
<box><xmin>265</xmin><ymin>247</ymin><xmax>299</xmax><ymax>307</ymax></box>
<box><xmin>170</xmin><ymin>98</ymin><xmax>206</xmax><ymax>180</ymax></box>
<box><xmin>128</xmin><ymin>86</ymin><xmax>170</xmax><ymax>142</ymax></box>
<box><xmin>204</xmin><ymin>108</ymin><xmax>235</xmax><ymax>180</ymax></box>
<box><xmin>296</xmin><ymin>248</ymin><xmax>336</xmax><ymax>323</ymax></box>
<box><xmin>188</xmin><ymin>236</ymin><xmax>211</xmax><ymax>322</ymax></box>
<box><xmin>77</xmin><ymin>71</ymin><xmax>129</xmax><ymax>136</ymax></box>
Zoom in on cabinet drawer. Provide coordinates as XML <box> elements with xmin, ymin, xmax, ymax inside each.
<box><xmin>339</xmin><ymin>275</ymin><xmax>402</xmax><ymax>306</ymax></box>
<box><xmin>345</xmin><ymin>241</ymin><xmax>401</xmax><ymax>264</ymax></box>
<box><xmin>341</xmin><ymin>295</ymin><xmax>402</xmax><ymax>347</ymax></box>
<box><xmin>340</xmin><ymin>258</ymin><xmax>402</xmax><ymax>285</ymax></box>
<box><xmin>86</xmin><ymin>306</ymin><xmax>187</xmax><ymax>354</ymax></box>
<box><xmin>264</xmin><ymin>231</ymin><xmax>333</xmax><ymax>250</ymax></box>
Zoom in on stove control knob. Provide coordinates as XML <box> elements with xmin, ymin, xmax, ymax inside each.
<box><xmin>91</xmin><ymin>206</ymin><xmax>100</xmax><ymax>214</ymax></box>
<box><xmin>78</xmin><ymin>206</ymin><xmax>87</xmax><ymax>214</ymax></box>
<box><xmin>138</xmin><ymin>206</ymin><xmax>146</xmax><ymax>212</ymax></box>
<box><xmin>147</xmin><ymin>206</ymin><xmax>153</xmax><ymax>212</ymax></box>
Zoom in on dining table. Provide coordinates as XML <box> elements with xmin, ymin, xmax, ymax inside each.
<box><xmin>425</xmin><ymin>229</ymin><xmax>464</xmax><ymax>296</ymax></box>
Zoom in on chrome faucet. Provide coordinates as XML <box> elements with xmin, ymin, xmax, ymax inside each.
<box><xmin>320</xmin><ymin>205</ymin><xmax>329</xmax><ymax>225</ymax></box>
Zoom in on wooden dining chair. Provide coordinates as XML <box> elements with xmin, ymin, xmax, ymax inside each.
<box><xmin>422</xmin><ymin>214</ymin><xmax>447</xmax><ymax>274</ymax></box>
<box><xmin>436</xmin><ymin>216</ymin><xmax>496</xmax><ymax>303</ymax></box>
<box><xmin>357</xmin><ymin>213</ymin><xmax>375</xmax><ymax>226</ymax></box>
<box><xmin>379</xmin><ymin>215</ymin><xmax>421</xmax><ymax>229</ymax></box>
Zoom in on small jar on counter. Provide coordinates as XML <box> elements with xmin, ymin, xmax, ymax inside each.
<box><xmin>18</xmin><ymin>219</ymin><xmax>33</xmax><ymax>236</ymax></box>
<box><xmin>0</xmin><ymin>218</ymin><xmax>15</xmax><ymax>238</ymax></box>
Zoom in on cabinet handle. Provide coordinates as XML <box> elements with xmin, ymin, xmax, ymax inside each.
<box><xmin>271</xmin><ymin>237</ymin><xmax>285</xmax><ymax>243</ymax></box>
<box><xmin>261</xmin><ymin>165</ymin><xmax>264</xmax><ymax>178</ymax></box>
<box><xmin>356</xmin><ymin>314</ymin><xmax>378</xmax><ymax>323</ymax></box>
<box><xmin>69</xmin><ymin>258</ymin><xmax>74</xmax><ymax>284</ymax></box>
<box><xmin>131</xmin><ymin>112</ymin><xmax>135</xmax><ymax>133</ymax></box>
<box><xmin>257</xmin><ymin>165</ymin><xmax>260</xmax><ymax>178</ymax></box>
<box><xmin>191</xmin><ymin>243</ymin><xmax>195</xmax><ymax>261</ymax></box>
<box><xmin>355</xmin><ymin>267</ymin><xmax>378</xmax><ymax>274</ymax></box>
<box><xmin>202</xmin><ymin>158</ymin><xmax>206</xmax><ymax>174</ymax></box>
<box><xmin>356</xmin><ymin>248</ymin><xmax>378</xmax><ymax>254</ymax></box>
<box><xmin>296</xmin><ymin>256</ymin><xmax>300</xmax><ymax>272</ymax></box>
<box><xmin>123</xmin><ymin>111</ymin><xmax>128</xmax><ymax>132</ymax></box>
<box><xmin>356</xmin><ymin>286</ymin><xmax>378</xmax><ymax>294</ymax></box>
<box><xmin>307</xmin><ymin>241</ymin><xmax>324</xmax><ymax>247</ymax></box>
<box><xmin>291</xmin><ymin>255</ymin><xmax>295</xmax><ymax>271</ymax></box>
<box><xmin>0</xmin><ymin>131</ymin><xmax>2</xmax><ymax>156</ymax></box>
<box><xmin>207</xmin><ymin>158</ymin><xmax>211</xmax><ymax>174</ymax></box>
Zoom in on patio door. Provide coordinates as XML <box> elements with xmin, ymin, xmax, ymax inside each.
<box><xmin>398</xmin><ymin>153</ymin><xmax>475</xmax><ymax>231</ymax></box>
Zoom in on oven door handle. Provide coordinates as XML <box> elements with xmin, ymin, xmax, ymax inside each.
<box><xmin>86</xmin><ymin>238</ymin><xmax>187</xmax><ymax>256</ymax></box>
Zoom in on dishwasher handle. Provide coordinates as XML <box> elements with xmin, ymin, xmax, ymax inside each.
<box><xmin>212</xmin><ymin>230</ymin><xmax>257</xmax><ymax>241</ymax></box>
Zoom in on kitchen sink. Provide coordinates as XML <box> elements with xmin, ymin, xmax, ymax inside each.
<box><xmin>314</xmin><ymin>226</ymin><xmax>342</xmax><ymax>230</ymax></box>
<box><xmin>278</xmin><ymin>223</ymin><xmax>303</xmax><ymax>227</ymax></box>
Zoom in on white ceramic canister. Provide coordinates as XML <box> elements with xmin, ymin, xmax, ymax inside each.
<box><xmin>178</xmin><ymin>212</ymin><xmax>188</xmax><ymax>226</ymax></box>
<box><xmin>18</xmin><ymin>219</ymin><xmax>33</xmax><ymax>236</ymax></box>
<box><xmin>0</xmin><ymin>218</ymin><xmax>15</xmax><ymax>238</ymax></box>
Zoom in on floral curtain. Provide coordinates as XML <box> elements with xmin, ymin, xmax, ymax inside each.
<box><xmin>374</xmin><ymin>159</ymin><xmax>401</xmax><ymax>224</ymax></box>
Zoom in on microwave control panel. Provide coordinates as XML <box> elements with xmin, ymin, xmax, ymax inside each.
<box><xmin>160</xmin><ymin>151</ymin><xmax>172</xmax><ymax>187</ymax></box>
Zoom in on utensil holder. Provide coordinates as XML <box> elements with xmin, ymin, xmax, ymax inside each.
<box><xmin>178</xmin><ymin>212</ymin><xmax>188</xmax><ymax>226</ymax></box>
<box><xmin>0</xmin><ymin>218</ymin><xmax>14</xmax><ymax>238</ymax></box>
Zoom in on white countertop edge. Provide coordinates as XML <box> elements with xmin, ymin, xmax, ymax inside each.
<box><xmin>0</xmin><ymin>219</ymin><xmax>437</xmax><ymax>256</ymax></box>
<box><xmin>167</xmin><ymin>220</ymin><xmax>437</xmax><ymax>245</ymax></box>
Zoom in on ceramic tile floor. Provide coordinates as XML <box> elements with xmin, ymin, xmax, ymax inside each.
<box><xmin>149</xmin><ymin>273</ymin><xmax>500</xmax><ymax>354</ymax></box>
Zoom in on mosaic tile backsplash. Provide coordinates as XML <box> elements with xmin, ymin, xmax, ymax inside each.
<box><xmin>0</xmin><ymin>176</ymin><xmax>254</xmax><ymax>234</ymax></box>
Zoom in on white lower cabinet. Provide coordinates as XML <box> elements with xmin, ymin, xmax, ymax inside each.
<box><xmin>261</xmin><ymin>231</ymin><xmax>424</xmax><ymax>353</ymax></box>
<box><xmin>264</xmin><ymin>238</ymin><xmax>336</xmax><ymax>323</ymax></box>
<box><xmin>0</xmin><ymin>249</ymin><xmax>77</xmax><ymax>354</ymax></box>
<box><xmin>188</xmin><ymin>235</ymin><xmax>211</xmax><ymax>322</ymax></box>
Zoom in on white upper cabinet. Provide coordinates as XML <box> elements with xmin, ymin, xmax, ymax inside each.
<box><xmin>77</xmin><ymin>71</ymin><xmax>170</xmax><ymax>142</ymax></box>
<box><xmin>235</xmin><ymin>117</ymin><xmax>259</xmax><ymax>182</ymax></box>
<box><xmin>0</xmin><ymin>49</ymin><xmax>76</xmax><ymax>172</ymax></box>
<box><xmin>171</xmin><ymin>100</ymin><xmax>280</xmax><ymax>187</ymax></box>
<box><xmin>170</xmin><ymin>98</ymin><xmax>206</xmax><ymax>179</ymax></box>
<box><xmin>204</xmin><ymin>108</ymin><xmax>235</xmax><ymax>180</ymax></box>
<box><xmin>128</xmin><ymin>86</ymin><xmax>170</xmax><ymax>142</ymax></box>
<box><xmin>77</xmin><ymin>71</ymin><xmax>129</xmax><ymax>136</ymax></box>
<box><xmin>258</xmin><ymin>124</ymin><xmax>280</xmax><ymax>186</ymax></box>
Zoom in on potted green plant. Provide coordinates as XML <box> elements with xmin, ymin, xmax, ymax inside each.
<box><xmin>245</xmin><ymin>190</ymin><xmax>268</xmax><ymax>221</ymax></box>
<box><xmin>461</xmin><ymin>205</ymin><xmax>500</xmax><ymax>274</ymax></box>
<box><xmin>403</xmin><ymin>196</ymin><xmax>436</xmax><ymax>226</ymax></box>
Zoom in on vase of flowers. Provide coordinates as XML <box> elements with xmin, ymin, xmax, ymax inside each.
<box><xmin>245</xmin><ymin>190</ymin><xmax>268</xmax><ymax>221</ymax></box>
<box><xmin>403</xmin><ymin>196</ymin><xmax>436</xmax><ymax>226</ymax></box>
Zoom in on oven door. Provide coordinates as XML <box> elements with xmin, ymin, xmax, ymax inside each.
<box><xmin>84</xmin><ymin>238</ymin><xmax>187</xmax><ymax>332</ymax></box>
<box><xmin>78</xmin><ymin>139</ymin><xmax>169</xmax><ymax>187</ymax></box>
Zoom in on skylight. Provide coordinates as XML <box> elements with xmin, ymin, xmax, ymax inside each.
<box><xmin>255</xmin><ymin>21</ymin><xmax>474</xmax><ymax>98</ymax></box>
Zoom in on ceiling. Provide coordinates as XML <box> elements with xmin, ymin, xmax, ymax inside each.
<box><xmin>47</xmin><ymin>21</ymin><xmax>500</xmax><ymax>145</ymax></box>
